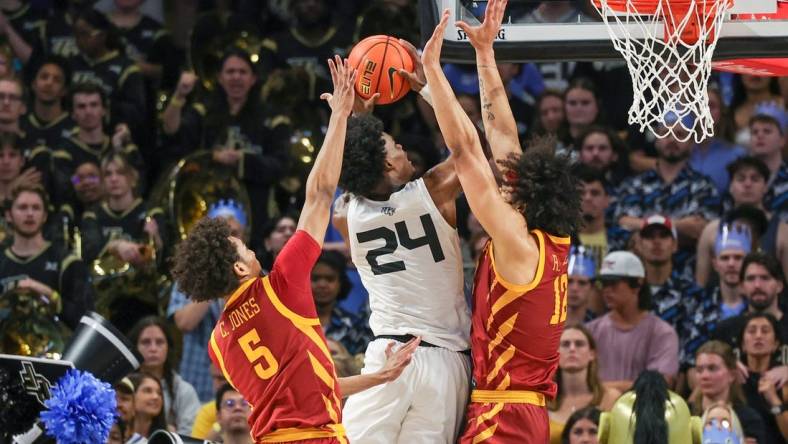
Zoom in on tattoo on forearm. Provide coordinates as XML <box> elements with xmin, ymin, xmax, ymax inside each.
<box><xmin>478</xmin><ymin>78</ymin><xmax>495</xmax><ymax>121</ymax></box>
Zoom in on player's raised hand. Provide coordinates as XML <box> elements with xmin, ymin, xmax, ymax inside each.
<box><xmin>396</xmin><ymin>39</ymin><xmax>426</xmax><ymax>93</ymax></box>
<box><xmin>377</xmin><ymin>337</ymin><xmax>421</xmax><ymax>383</ymax></box>
<box><xmin>422</xmin><ymin>9</ymin><xmax>450</xmax><ymax>68</ymax></box>
<box><xmin>456</xmin><ymin>0</ymin><xmax>508</xmax><ymax>50</ymax></box>
<box><xmin>321</xmin><ymin>55</ymin><xmax>357</xmax><ymax>117</ymax></box>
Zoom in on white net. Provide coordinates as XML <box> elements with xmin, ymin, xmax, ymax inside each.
<box><xmin>592</xmin><ymin>0</ymin><xmax>734</xmax><ymax>142</ymax></box>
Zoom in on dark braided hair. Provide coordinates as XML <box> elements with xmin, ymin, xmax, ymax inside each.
<box><xmin>170</xmin><ymin>217</ymin><xmax>239</xmax><ymax>302</ymax></box>
<box><xmin>497</xmin><ymin>138</ymin><xmax>583</xmax><ymax>237</ymax></box>
<box><xmin>340</xmin><ymin>114</ymin><xmax>387</xmax><ymax>197</ymax></box>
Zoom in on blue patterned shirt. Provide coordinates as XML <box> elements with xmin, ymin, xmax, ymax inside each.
<box><xmin>167</xmin><ymin>286</ymin><xmax>223</xmax><ymax>402</ymax></box>
<box><xmin>651</xmin><ymin>271</ymin><xmax>718</xmax><ymax>368</ymax></box>
<box><xmin>325</xmin><ymin>305</ymin><xmax>373</xmax><ymax>355</ymax></box>
<box><xmin>766</xmin><ymin>163</ymin><xmax>788</xmax><ymax>222</ymax></box>
<box><xmin>614</xmin><ymin>165</ymin><xmax>721</xmax><ymax>222</ymax></box>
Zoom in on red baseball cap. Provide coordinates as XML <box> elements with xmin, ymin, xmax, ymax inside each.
<box><xmin>641</xmin><ymin>214</ymin><xmax>677</xmax><ymax>239</ymax></box>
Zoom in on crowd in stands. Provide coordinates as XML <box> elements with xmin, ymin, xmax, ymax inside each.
<box><xmin>0</xmin><ymin>1</ymin><xmax>788</xmax><ymax>443</ymax></box>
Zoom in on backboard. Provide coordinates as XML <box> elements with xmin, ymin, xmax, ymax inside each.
<box><xmin>419</xmin><ymin>0</ymin><xmax>788</xmax><ymax>63</ymax></box>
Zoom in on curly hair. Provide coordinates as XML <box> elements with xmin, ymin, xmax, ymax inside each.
<box><xmin>340</xmin><ymin>114</ymin><xmax>387</xmax><ymax>197</ymax></box>
<box><xmin>170</xmin><ymin>217</ymin><xmax>239</xmax><ymax>302</ymax></box>
<box><xmin>497</xmin><ymin>138</ymin><xmax>582</xmax><ymax>237</ymax></box>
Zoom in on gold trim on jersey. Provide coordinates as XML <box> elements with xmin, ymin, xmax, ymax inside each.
<box><xmin>4</xmin><ymin>242</ymin><xmax>52</xmax><ymax>264</ymax></box>
<box><xmin>261</xmin><ymin>277</ymin><xmax>343</xmax><ymax>421</ymax></box>
<box><xmin>487</xmin><ymin>313</ymin><xmax>518</xmax><ymax>358</ymax></box>
<box><xmin>209</xmin><ymin>331</ymin><xmax>237</xmax><ymax>390</ymax></box>
<box><xmin>471</xmin><ymin>389</ymin><xmax>546</xmax><ymax>406</ymax></box>
<box><xmin>546</xmin><ymin>233</ymin><xmax>571</xmax><ymax>245</ymax></box>
<box><xmin>258</xmin><ymin>424</ymin><xmax>347</xmax><ymax>443</ymax></box>
<box><xmin>223</xmin><ymin>276</ymin><xmax>257</xmax><ymax>309</ymax></box>
<box><xmin>488</xmin><ymin>229</ymin><xmax>546</xmax><ymax>293</ymax></box>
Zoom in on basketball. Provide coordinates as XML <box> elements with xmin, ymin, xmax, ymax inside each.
<box><xmin>348</xmin><ymin>35</ymin><xmax>414</xmax><ymax>105</ymax></box>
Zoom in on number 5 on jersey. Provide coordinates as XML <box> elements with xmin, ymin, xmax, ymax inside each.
<box><xmin>550</xmin><ymin>274</ymin><xmax>568</xmax><ymax>325</ymax></box>
<box><xmin>239</xmin><ymin>329</ymin><xmax>279</xmax><ymax>379</ymax></box>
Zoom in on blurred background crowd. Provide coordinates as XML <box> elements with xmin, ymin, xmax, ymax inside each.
<box><xmin>0</xmin><ymin>0</ymin><xmax>787</xmax><ymax>443</ymax></box>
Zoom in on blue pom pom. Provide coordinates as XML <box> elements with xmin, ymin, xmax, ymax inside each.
<box><xmin>39</xmin><ymin>369</ymin><xmax>117</xmax><ymax>444</ymax></box>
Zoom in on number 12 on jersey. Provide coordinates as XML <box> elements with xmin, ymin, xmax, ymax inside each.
<box><xmin>550</xmin><ymin>274</ymin><xmax>568</xmax><ymax>325</ymax></box>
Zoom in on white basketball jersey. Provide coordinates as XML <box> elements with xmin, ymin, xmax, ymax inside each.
<box><xmin>347</xmin><ymin>179</ymin><xmax>470</xmax><ymax>351</ymax></box>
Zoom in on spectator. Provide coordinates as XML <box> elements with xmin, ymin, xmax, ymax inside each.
<box><xmin>0</xmin><ymin>77</ymin><xmax>52</xmax><ymax>192</ymax></box>
<box><xmin>733</xmin><ymin>75</ymin><xmax>783</xmax><ymax>146</ymax></box>
<box><xmin>700</xmin><ymin>402</ymin><xmax>746</xmax><ymax>444</ymax></box>
<box><xmin>574</xmin><ymin>166</ymin><xmax>630</xmax><ymax>271</ymax></box>
<box><xmin>129</xmin><ymin>316</ymin><xmax>201</xmax><ymax>434</ymax></box>
<box><xmin>215</xmin><ymin>384</ymin><xmax>253</xmax><ymax>444</ymax></box>
<box><xmin>577</xmin><ymin>126</ymin><xmax>631</xmax><ymax>190</ymax></box>
<box><xmin>548</xmin><ymin>325</ymin><xmax>619</xmax><ymax>443</ymax></box>
<box><xmin>0</xmin><ymin>183</ymin><xmax>93</xmax><ymax>329</ymax></box>
<box><xmin>269</xmin><ymin>0</ymin><xmax>354</xmax><ymax>94</ymax></box>
<box><xmin>586</xmin><ymin>251</ymin><xmax>679</xmax><ymax>391</ymax></box>
<box><xmin>697</xmin><ymin>156</ymin><xmax>788</xmax><ymax>286</ymax></box>
<box><xmin>747</xmin><ymin>102</ymin><xmax>788</xmax><ymax>223</ymax></box>
<box><xmin>708</xmin><ymin>225</ymin><xmax>752</xmax><ymax>320</ymax></box>
<box><xmin>22</xmin><ymin>56</ymin><xmax>74</xmax><ymax>150</ymax></box>
<box><xmin>257</xmin><ymin>214</ymin><xmax>296</xmax><ymax>272</ymax></box>
<box><xmin>0</xmin><ymin>131</ymin><xmax>36</xmax><ymax>205</ymax></box>
<box><xmin>529</xmin><ymin>89</ymin><xmax>565</xmax><ymax>140</ymax></box>
<box><xmin>40</xmin><ymin>1</ymin><xmax>82</xmax><ymax>59</ymax></box>
<box><xmin>635</xmin><ymin>215</ymin><xmax>716</xmax><ymax>368</ymax></box>
<box><xmin>614</xmin><ymin>117</ymin><xmax>720</xmax><ymax>274</ymax></box>
<box><xmin>312</xmin><ymin>250</ymin><xmax>372</xmax><ymax>356</ymax></box>
<box><xmin>70</xmin><ymin>8</ymin><xmax>147</xmax><ymax>143</ymax></box>
<box><xmin>191</xmin><ymin>364</ymin><xmax>227</xmax><ymax>440</ymax></box>
<box><xmin>563</xmin><ymin>78</ymin><xmax>604</xmax><ymax>147</ymax></box>
<box><xmin>690</xmin><ymin>86</ymin><xmax>746</xmax><ymax>195</ymax></box>
<box><xmin>57</xmin><ymin>160</ymin><xmax>104</xmax><ymax>229</ymax></box>
<box><xmin>0</xmin><ymin>3</ymin><xmax>45</xmax><ymax>63</ymax></box>
<box><xmin>713</xmin><ymin>252</ymin><xmax>788</xmax><ymax>365</ymax></box>
<box><xmin>169</xmin><ymin>202</ymin><xmax>245</xmax><ymax>402</ymax></box>
<box><xmin>161</xmin><ymin>47</ymin><xmax>290</xmax><ymax>246</ymax></box>
<box><xmin>690</xmin><ymin>340</ymin><xmax>766</xmax><ymax>443</ymax></box>
<box><xmin>565</xmin><ymin>246</ymin><xmax>598</xmax><ymax>325</ymax></box>
<box><xmin>127</xmin><ymin>371</ymin><xmax>168</xmax><ymax>438</ymax></box>
<box><xmin>560</xmin><ymin>406</ymin><xmax>601</xmax><ymax>444</ymax></box>
<box><xmin>739</xmin><ymin>313</ymin><xmax>788</xmax><ymax>443</ymax></box>
<box><xmin>106</xmin><ymin>0</ymin><xmax>176</xmax><ymax>86</ymax></box>
<box><xmin>52</xmin><ymin>82</ymin><xmax>144</xmax><ymax>191</ymax></box>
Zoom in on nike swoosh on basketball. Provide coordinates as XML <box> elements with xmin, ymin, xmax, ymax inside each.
<box><xmin>387</xmin><ymin>67</ymin><xmax>398</xmax><ymax>99</ymax></box>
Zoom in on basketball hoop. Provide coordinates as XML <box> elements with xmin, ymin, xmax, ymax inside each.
<box><xmin>592</xmin><ymin>0</ymin><xmax>735</xmax><ymax>142</ymax></box>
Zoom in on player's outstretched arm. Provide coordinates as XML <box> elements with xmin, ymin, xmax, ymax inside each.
<box><xmin>298</xmin><ymin>56</ymin><xmax>356</xmax><ymax>247</ymax></box>
<box><xmin>422</xmin><ymin>10</ymin><xmax>532</xmax><ymax>251</ymax></box>
<box><xmin>338</xmin><ymin>337</ymin><xmax>420</xmax><ymax>397</ymax></box>
<box><xmin>457</xmin><ymin>0</ymin><xmax>522</xmax><ymax>162</ymax></box>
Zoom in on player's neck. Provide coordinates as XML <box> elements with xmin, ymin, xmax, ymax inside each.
<box><xmin>645</xmin><ymin>262</ymin><xmax>672</xmax><ymax>286</ymax></box>
<box><xmin>34</xmin><ymin>100</ymin><xmax>64</xmax><ymax>123</ymax></box>
<box><xmin>11</xmin><ymin>233</ymin><xmax>46</xmax><ymax>256</ymax></box>
<box><xmin>560</xmin><ymin>368</ymin><xmax>590</xmax><ymax>395</ymax></box>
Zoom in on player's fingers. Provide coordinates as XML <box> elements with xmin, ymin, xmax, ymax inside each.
<box><xmin>384</xmin><ymin>341</ymin><xmax>396</xmax><ymax>358</ymax></box>
<box><xmin>455</xmin><ymin>20</ymin><xmax>473</xmax><ymax>36</ymax></box>
<box><xmin>368</xmin><ymin>93</ymin><xmax>380</xmax><ymax>105</ymax></box>
<box><xmin>319</xmin><ymin>93</ymin><xmax>331</xmax><ymax>102</ymax></box>
<box><xmin>327</xmin><ymin>58</ymin><xmax>338</xmax><ymax>85</ymax></box>
<box><xmin>496</xmin><ymin>0</ymin><xmax>508</xmax><ymax>25</ymax></box>
<box><xmin>397</xmin><ymin>39</ymin><xmax>420</xmax><ymax>61</ymax></box>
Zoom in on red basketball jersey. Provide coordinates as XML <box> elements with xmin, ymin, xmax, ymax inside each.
<box><xmin>470</xmin><ymin>229</ymin><xmax>571</xmax><ymax>398</ymax></box>
<box><xmin>208</xmin><ymin>231</ymin><xmax>345</xmax><ymax>442</ymax></box>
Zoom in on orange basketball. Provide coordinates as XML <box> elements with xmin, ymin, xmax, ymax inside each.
<box><xmin>348</xmin><ymin>35</ymin><xmax>414</xmax><ymax>105</ymax></box>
